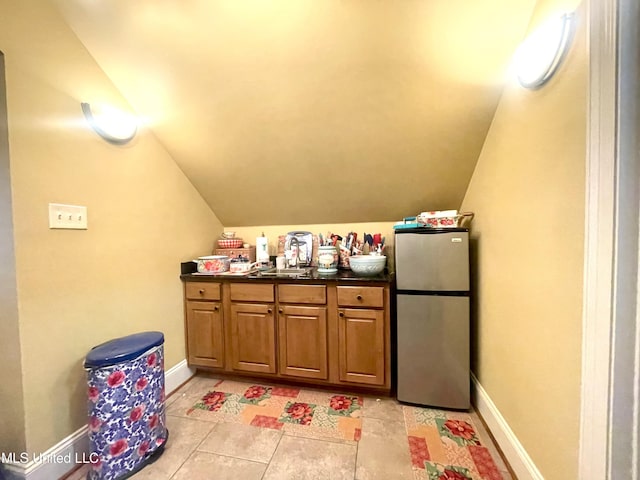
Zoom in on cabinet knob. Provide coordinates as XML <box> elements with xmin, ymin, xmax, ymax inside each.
<box><xmin>356</xmin><ymin>294</ymin><xmax>363</xmax><ymax>300</ymax></box>
<box><xmin>213</xmin><ymin>306</ymin><xmax>219</xmax><ymax>311</ymax></box>
<box><xmin>339</xmin><ymin>311</ymin><xmax>344</xmax><ymax>317</ymax></box>
<box><xmin>267</xmin><ymin>308</ymin><xmax>273</xmax><ymax>314</ymax></box>
<box><xmin>278</xmin><ymin>308</ymin><xmax>283</xmax><ymax>314</ymax></box>
<box><xmin>199</xmin><ymin>289</ymin><xmax>205</xmax><ymax>294</ymax></box>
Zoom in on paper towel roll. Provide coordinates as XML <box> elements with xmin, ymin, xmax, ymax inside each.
<box><xmin>256</xmin><ymin>233</ymin><xmax>269</xmax><ymax>263</ymax></box>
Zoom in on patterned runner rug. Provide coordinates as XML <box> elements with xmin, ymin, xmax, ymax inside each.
<box><xmin>185</xmin><ymin>379</ymin><xmax>363</xmax><ymax>442</ymax></box>
<box><xmin>404</xmin><ymin>406</ymin><xmax>505</xmax><ymax>480</ymax></box>
<box><xmin>180</xmin><ymin>379</ymin><xmax>507</xmax><ymax>479</ymax></box>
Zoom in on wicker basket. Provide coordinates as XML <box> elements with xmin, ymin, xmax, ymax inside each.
<box><xmin>218</xmin><ymin>238</ymin><xmax>243</xmax><ymax>249</ymax></box>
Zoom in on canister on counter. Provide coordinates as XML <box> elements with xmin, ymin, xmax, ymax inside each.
<box><xmin>317</xmin><ymin>245</ymin><xmax>338</xmax><ymax>274</ymax></box>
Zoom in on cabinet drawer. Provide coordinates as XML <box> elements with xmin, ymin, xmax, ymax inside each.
<box><xmin>230</xmin><ymin>283</ymin><xmax>274</xmax><ymax>302</ymax></box>
<box><xmin>278</xmin><ymin>284</ymin><xmax>326</xmax><ymax>304</ymax></box>
<box><xmin>336</xmin><ymin>286</ymin><xmax>384</xmax><ymax>308</ymax></box>
<box><xmin>185</xmin><ymin>282</ymin><xmax>221</xmax><ymax>301</ymax></box>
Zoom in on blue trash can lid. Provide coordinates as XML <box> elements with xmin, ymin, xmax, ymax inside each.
<box><xmin>84</xmin><ymin>331</ymin><xmax>164</xmax><ymax>368</ymax></box>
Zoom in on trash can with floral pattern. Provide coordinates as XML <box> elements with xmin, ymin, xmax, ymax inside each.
<box><xmin>84</xmin><ymin>331</ymin><xmax>168</xmax><ymax>480</ymax></box>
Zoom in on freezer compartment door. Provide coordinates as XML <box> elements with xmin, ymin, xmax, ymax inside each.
<box><xmin>395</xmin><ymin>231</ymin><xmax>469</xmax><ymax>291</ymax></box>
<box><xmin>397</xmin><ymin>294</ymin><xmax>469</xmax><ymax>409</ymax></box>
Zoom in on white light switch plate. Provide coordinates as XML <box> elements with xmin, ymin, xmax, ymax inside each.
<box><xmin>48</xmin><ymin>203</ymin><xmax>88</xmax><ymax>229</ymax></box>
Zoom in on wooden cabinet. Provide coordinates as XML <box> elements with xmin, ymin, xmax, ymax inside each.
<box><xmin>186</xmin><ymin>301</ymin><xmax>224</xmax><ymax>368</ymax></box>
<box><xmin>185</xmin><ymin>282</ymin><xmax>224</xmax><ymax>369</ymax></box>
<box><xmin>338</xmin><ymin>308</ymin><xmax>385</xmax><ymax>385</ymax></box>
<box><xmin>278</xmin><ymin>284</ymin><xmax>328</xmax><ymax>380</ymax></box>
<box><xmin>229</xmin><ymin>303</ymin><xmax>277</xmax><ymax>374</ymax></box>
<box><xmin>278</xmin><ymin>305</ymin><xmax>328</xmax><ymax>380</ymax></box>
<box><xmin>227</xmin><ymin>283</ymin><xmax>277</xmax><ymax>374</ymax></box>
<box><xmin>183</xmin><ymin>277</ymin><xmax>391</xmax><ymax>394</ymax></box>
<box><xmin>336</xmin><ymin>286</ymin><xmax>386</xmax><ymax>386</ymax></box>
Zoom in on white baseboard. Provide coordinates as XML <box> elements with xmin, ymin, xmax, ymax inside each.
<box><xmin>472</xmin><ymin>373</ymin><xmax>543</xmax><ymax>480</ymax></box>
<box><xmin>1</xmin><ymin>428</ymin><xmax>89</xmax><ymax>480</ymax></box>
<box><xmin>1</xmin><ymin>359</ymin><xmax>193</xmax><ymax>480</ymax></box>
<box><xmin>164</xmin><ymin>359</ymin><xmax>196</xmax><ymax>395</ymax></box>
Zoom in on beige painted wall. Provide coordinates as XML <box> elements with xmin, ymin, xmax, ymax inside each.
<box><xmin>0</xmin><ymin>1</ymin><xmax>223</xmax><ymax>454</ymax></box>
<box><xmin>460</xmin><ymin>0</ymin><xmax>586</xmax><ymax>478</ymax></box>
<box><xmin>0</xmin><ymin>52</ymin><xmax>27</xmax><ymax>456</ymax></box>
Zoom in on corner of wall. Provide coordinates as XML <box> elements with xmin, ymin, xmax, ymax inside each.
<box><xmin>0</xmin><ymin>50</ymin><xmax>27</xmax><ymax>457</ymax></box>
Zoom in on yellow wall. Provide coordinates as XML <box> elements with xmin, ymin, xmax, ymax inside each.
<box><xmin>0</xmin><ymin>52</ymin><xmax>27</xmax><ymax>456</ymax></box>
<box><xmin>0</xmin><ymin>1</ymin><xmax>223</xmax><ymax>453</ymax></box>
<box><xmin>460</xmin><ymin>0</ymin><xmax>586</xmax><ymax>478</ymax></box>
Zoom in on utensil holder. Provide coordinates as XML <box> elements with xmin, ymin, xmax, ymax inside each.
<box><xmin>338</xmin><ymin>246</ymin><xmax>351</xmax><ymax>269</ymax></box>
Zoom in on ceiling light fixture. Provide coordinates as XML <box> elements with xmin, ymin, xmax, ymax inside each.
<box><xmin>81</xmin><ymin>102</ymin><xmax>138</xmax><ymax>145</ymax></box>
<box><xmin>514</xmin><ymin>12</ymin><xmax>574</xmax><ymax>89</ymax></box>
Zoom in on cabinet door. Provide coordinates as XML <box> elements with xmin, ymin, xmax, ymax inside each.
<box><xmin>186</xmin><ymin>301</ymin><xmax>224</xmax><ymax>368</ymax></box>
<box><xmin>278</xmin><ymin>305</ymin><xmax>328</xmax><ymax>380</ymax></box>
<box><xmin>338</xmin><ymin>308</ymin><xmax>385</xmax><ymax>385</ymax></box>
<box><xmin>229</xmin><ymin>303</ymin><xmax>277</xmax><ymax>374</ymax></box>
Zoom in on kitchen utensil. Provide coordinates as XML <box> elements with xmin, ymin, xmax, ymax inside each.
<box><xmin>364</xmin><ymin>233</ymin><xmax>374</xmax><ymax>246</ymax></box>
<box><xmin>193</xmin><ymin>255</ymin><xmax>230</xmax><ymax>273</ymax></box>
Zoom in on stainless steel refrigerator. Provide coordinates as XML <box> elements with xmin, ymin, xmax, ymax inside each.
<box><xmin>395</xmin><ymin>228</ymin><xmax>470</xmax><ymax>409</ymax></box>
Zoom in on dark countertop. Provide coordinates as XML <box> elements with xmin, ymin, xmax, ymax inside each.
<box><xmin>180</xmin><ymin>268</ymin><xmax>394</xmax><ymax>284</ymax></box>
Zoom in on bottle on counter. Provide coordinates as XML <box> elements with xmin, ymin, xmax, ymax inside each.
<box><xmin>256</xmin><ymin>232</ymin><xmax>269</xmax><ymax>266</ymax></box>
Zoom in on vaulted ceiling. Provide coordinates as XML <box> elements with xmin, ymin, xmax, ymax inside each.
<box><xmin>52</xmin><ymin>0</ymin><xmax>536</xmax><ymax>226</ymax></box>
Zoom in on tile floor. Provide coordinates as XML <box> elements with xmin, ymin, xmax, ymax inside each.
<box><xmin>66</xmin><ymin>375</ymin><xmax>513</xmax><ymax>480</ymax></box>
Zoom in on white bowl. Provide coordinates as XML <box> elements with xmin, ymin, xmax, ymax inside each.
<box><xmin>349</xmin><ymin>255</ymin><xmax>386</xmax><ymax>276</ymax></box>
<box><xmin>222</xmin><ymin>231</ymin><xmax>236</xmax><ymax>239</ymax></box>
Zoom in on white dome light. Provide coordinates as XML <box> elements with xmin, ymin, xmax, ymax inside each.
<box><xmin>81</xmin><ymin>102</ymin><xmax>138</xmax><ymax>145</ymax></box>
<box><xmin>514</xmin><ymin>13</ymin><xmax>574</xmax><ymax>89</ymax></box>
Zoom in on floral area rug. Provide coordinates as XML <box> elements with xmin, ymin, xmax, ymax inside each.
<box><xmin>186</xmin><ymin>380</ymin><xmax>362</xmax><ymax>442</ymax></box>
<box><xmin>404</xmin><ymin>407</ymin><xmax>505</xmax><ymax>480</ymax></box>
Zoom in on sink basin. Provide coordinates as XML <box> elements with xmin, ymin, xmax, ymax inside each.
<box><xmin>258</xmin><ymin>267</ymin><xmax>312</xmax><ymax>278</ymax></box>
